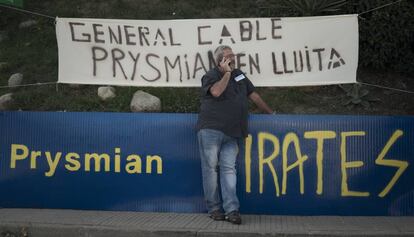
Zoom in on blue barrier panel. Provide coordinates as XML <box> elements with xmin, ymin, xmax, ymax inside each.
<box><xmin>0</xmin><ymin>111</ymin><xmax>413</xmax><ymax>215</ymax></box>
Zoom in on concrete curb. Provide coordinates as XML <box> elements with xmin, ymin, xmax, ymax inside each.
<box><xmin>0</xmin><ymin>209</ymin><xmax>413</xmax><ymax>237</ymax></box>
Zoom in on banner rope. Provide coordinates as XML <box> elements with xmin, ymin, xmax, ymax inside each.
<box><xmin>1</xmin><ymin>1</ymin><xmax>413</xmax><ymax>94</ymax></box>
<box><xmin>358</xmin><ymin>0</ymin><xmax>404</xmax><ymax>17</ymax></box>
<box><xmin>1</xmin><ymin>1</ymin><xmax>407</xmax><ymax>23</ymax></box>
<box><xmin>0</xmin><ymin>3</ymin><xmax>55</xmax><ymax>20</ymax></box>
<box><xmin>357</xmin><ymin>82</ymin><xmax>414</xmax><ymax>94</ymax></box>
<box><xmin>0</xmin><ymin>82</ymin><xmax>57</xmax><ymax>89</ymax></box>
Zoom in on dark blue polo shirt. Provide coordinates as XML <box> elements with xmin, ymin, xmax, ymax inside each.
<box><xmin>196</xmin><ymin>67</ymin><xmax>255</xmax><ymax>138</ymax></box>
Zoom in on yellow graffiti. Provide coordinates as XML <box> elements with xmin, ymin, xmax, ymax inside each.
<box><xmin>125</xmin><ymin>154</ymin><xmax>142</xmax><ymax>174</ymax></box>
<box><xmin>340</xmin><ymin>131</ymin><xmax>369</xmax><ymax>197</ymax></box>
<box><xmin>30</xmin><ymin>151</ymin><xmax>41</xmax><ymax>169</ymax></box>
<box><xmin>245</xmin><ymin>135</ymin><xmax>252</xmax><ymax>193</ymax></box>
<box><xmin>65</xmin><ymin>152</ymin><xmax>81</xmax><ymax>171</ymax></box>
<box><xmin>258</xmin><ymin>132</ymin><xmax>280</xmax><ymax>196</ymax></box>
<box><xmin>146</xmin><ymin>155</ymin><xmax>163</xmax><ymax>174</ymax></box>
<box><xmin>375</xmin><ymin>130</ymin><xmax>409</xmax><ymax>197</ymax></box>
<box><xmin>304</xmin><ymin>131</ymin><xmax>336</xmax><ymax>195</ymax></box>
<box><xmin>11</xmin><ymin>144</ymin><xmax>28</xmax><ymax>168</ymax></box>
<box><xmin>114</xmin><ymin>148</ymin><xmax>121</xmax><ymax>173</ymax></box>
<box><xmin>85</xmin><ymin>153</ymin><xmax>111</xmax><ymax>172</ymax></box>
<box><xmin>10</xmin><ymin>145</ymin><xmax>163</xmax><ymax>177</ymax></box>
<box><xmin>245</xmin><ymin>129</ymin><xmax>408</xmax><ymax>198</ymax></box>
<box><xmin>282</xmin><ymin>132</ymin><xmax>308</xmax><ymax>195</ymax></box>
<box><xmin>45</xmin><ymin>151</ymin><xmax>62</xmax><ymax>177</ymax></box>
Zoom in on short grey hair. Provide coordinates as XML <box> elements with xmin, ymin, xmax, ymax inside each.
<box><xmin>214</xmin><ymin>45</ymin><xmax>232</xmax><ymax>63</ymax></box>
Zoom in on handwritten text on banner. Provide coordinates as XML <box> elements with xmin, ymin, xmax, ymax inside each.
<box><xmin>56</xmin><ymin>15</ymin><xmax>358</xmax><ymax>87</ymax></box>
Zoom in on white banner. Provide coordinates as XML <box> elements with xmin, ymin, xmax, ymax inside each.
<box><xmin>56</xmin><ymin>15</ymin><xmax>358</xmax><ymax>87</ymax></box>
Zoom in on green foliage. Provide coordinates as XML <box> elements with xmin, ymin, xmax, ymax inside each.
<box><xmin>346</xmin><ymin>0</ymin><xmax>414</xmax><ymax>75</ymax></box>
<box><xmin>278</xmin><ymin>0</ymin><xmax>414</xmax><ymax>76</ymax></box>
<box><xmin>339</xmin><ymin>84</ymin><xmax>380</xmax><ymax>109</ymax></box>
<box><xmin>278</xmin><ymin>0</ymin><xmax>414</xmax><ymax>75</ymax></box>
<box><xmin>282</xmin><ymin>0</ymin><xmax>347</xmax><ymax>16</ymax></box>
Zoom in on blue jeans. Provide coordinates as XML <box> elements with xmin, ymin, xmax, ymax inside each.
<box><xmin>197</xmin><ymin>128</ymin><xmax>240</xmax><ymax>214</ymax></box>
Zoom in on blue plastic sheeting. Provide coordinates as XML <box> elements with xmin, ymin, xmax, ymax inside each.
<box><xmin>0</xmin><ymin>112</ymin><xmax>413</xmax><ymax>216</ymax></box>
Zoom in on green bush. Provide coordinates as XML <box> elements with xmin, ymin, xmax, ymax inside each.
<box><xmin>275</xmin><ymin>0</ymin><xmax>414</xmax><ymax>76</ymax></box>
<box><xmin>346</xmin><ymin>0</ymin><xmax>414</xmax><ymax>75</ymax></box>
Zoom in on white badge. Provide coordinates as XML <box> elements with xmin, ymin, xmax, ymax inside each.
<box><xmin>234</xmin><ymin>74</ymin><xmax>245</xmax><ymax>82</ymax></box>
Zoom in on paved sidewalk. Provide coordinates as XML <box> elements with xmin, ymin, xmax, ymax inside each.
<box><xmin>0</xmin><ymin>208</ymin><xmax>413</xmax><ymax>237</ymax></box>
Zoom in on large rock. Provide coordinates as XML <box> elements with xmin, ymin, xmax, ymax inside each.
<box><xmin>8</xmin><ymin>73</ymin><xmax>23</xmax><ymax>87</ymax></box>
<box><xmin>19</xmin><ymin>20</ymin><xmax>38</xmax><ymax>29</ymax></box>
<box><xmin>98</xmin><ymin>86</ymin><xmax>116</xmax><ymax>101</ymax></box>
<box><xmin>0</xmin><ymin>93</ymin><xmax>13</xmax><ymax>110</ymax></box>
<box><xmin>130</xmin><ymin>90</ymin><xmax>161</xmax><ymax>112</ymax></box>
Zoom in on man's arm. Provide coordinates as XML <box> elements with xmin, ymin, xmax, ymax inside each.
<box><xmin>209</xmin><ymin>71</ymin><xmax>231</xmax><ymax>97</ymax></box>
<box><xmin>249</xmin><ymin>91</ymin><xmax>273</xmax><ymax>114</ymax></box>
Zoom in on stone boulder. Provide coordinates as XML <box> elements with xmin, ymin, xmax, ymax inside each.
<box><xmin>98</xmin><ymin>86</ymin><xmax>116</xmax><ymax>101</ymax></box>
<box><xmin>0</xmin><ymin>93</ymin><xmax>13</xmax><ymax>110</ymax></box>
<box><xmin>130</xmin><ymin>90</ymin><xmax>161</xmax><ymax>112</ymax></box>
<box><xmin>8</xmin><ymin>73</ymin><xmax>23</xmax><ymax>87</ymax></box>
<box><xmin>19</xmin><ymin>20</ymin><xmax>38</xmax><ymax>29</ymax></box>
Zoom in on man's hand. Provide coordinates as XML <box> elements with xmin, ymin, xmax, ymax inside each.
<box><xmin>209</xmin><ymin>57</ymin><xmax>233</xmax><ymax>97</ymax></box>
<box><xmin>219</xmin><ymin>57</ymin><xmax>232</xmax><ymax>73</ymax></box>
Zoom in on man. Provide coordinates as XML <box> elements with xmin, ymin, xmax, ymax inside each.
<box><xmin>196</xmin><ymin>45</ymin><xmax>273</xmax><ymax>225</ymax></box>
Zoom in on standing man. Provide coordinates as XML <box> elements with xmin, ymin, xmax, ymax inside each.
<box><xmin>196</xmin><ymin>45</ymin><xmax>273</xmax><ymax>225</ymax></box>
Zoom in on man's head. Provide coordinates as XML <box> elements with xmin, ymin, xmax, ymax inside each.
<box><xmin>214</xmin><ymin>45</ymin><xmax>235</xmax><ymax>70</ymax></box>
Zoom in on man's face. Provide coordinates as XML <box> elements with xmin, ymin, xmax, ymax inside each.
<box><xmin>222</xmin><ymin>48</ymin><xmax>236</xmax><ymax>70</ymax></box>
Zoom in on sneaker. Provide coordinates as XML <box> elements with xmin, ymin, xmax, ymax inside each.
<box><xmin>209</xmin><ymin>210</ymin><xmax>225</xmax><ymax>221</ymax></box>
<box><xmin>225</xmin><ymin>211</ymin><xmax>241</xmax><ymax>225</ymax></box>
